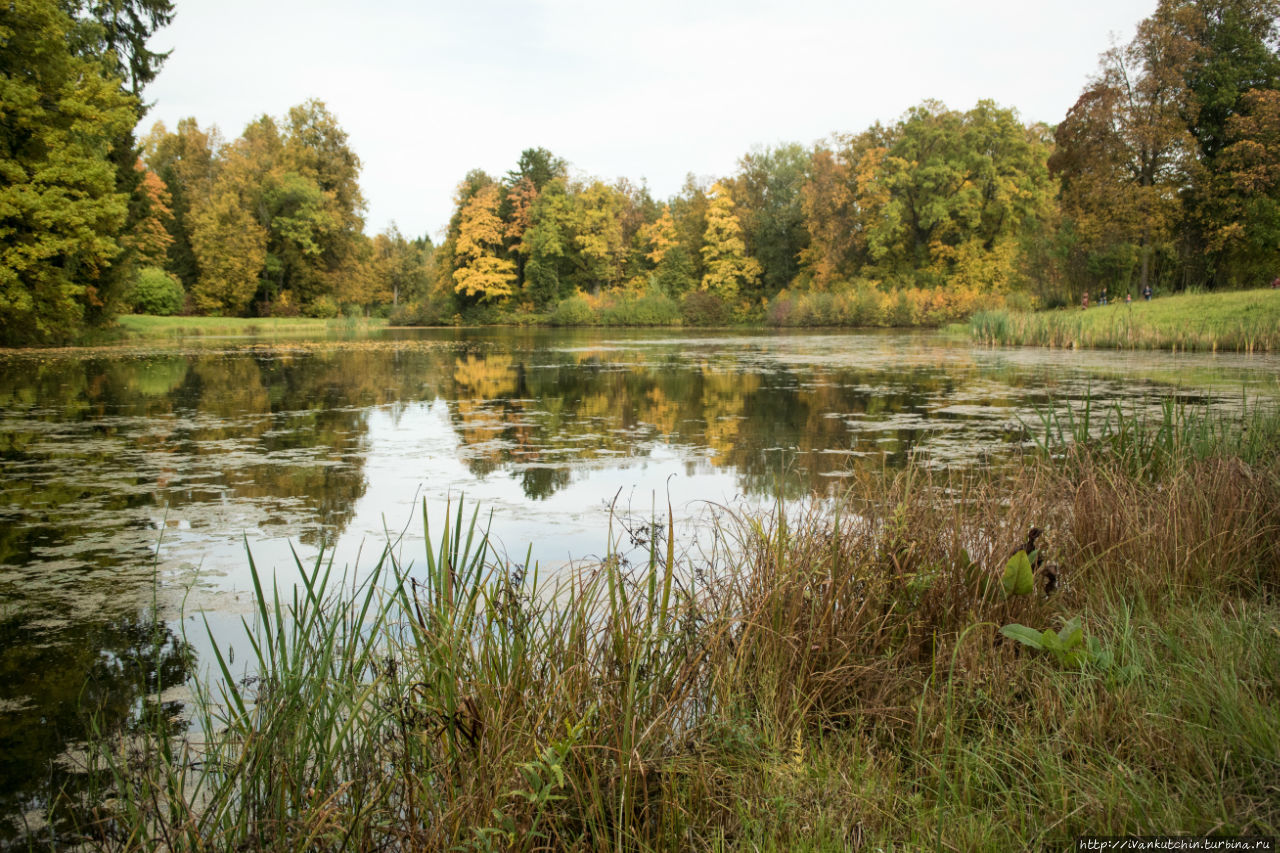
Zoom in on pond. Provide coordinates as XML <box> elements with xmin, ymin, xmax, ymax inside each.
<box><xmin>1</xmin><ymin>326</ymin><xmax>1277</xmax><ymax>841</ymax></box>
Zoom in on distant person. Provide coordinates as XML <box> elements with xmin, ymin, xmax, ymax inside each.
<box><xmin>1125</xmin><ymin>292</ymin><xmax>1132</xmax><ymax>304</ymax></box>
<box><xmin>1272</xmin><ymin>276</ymin><xmax>1279</xmax><ymax>289</ymax></box>
<box><xmin>1100</xmin><ymin>287</ymin><xmax>1108</xmax><ymax>305</ymax></box>
<box><xmin>1081</xmin><ymin>291</ymin><xmax>1090</xmax><ymax>309</ymax></box>
<box><xmin>1142</xmin><ymin>284</ymin><xmax>1153</xmax><ymax>301</ymax></box>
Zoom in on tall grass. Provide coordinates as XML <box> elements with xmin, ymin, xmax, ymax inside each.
<box><xmin>970</xmin><ymin>288</ymin><xmax>1280</xmax><ymax>352</ymax></box>
<box><xmin>70</xmin><ymin>402</ymin><xmax>1280</xmax><ymax>851</ymax></box>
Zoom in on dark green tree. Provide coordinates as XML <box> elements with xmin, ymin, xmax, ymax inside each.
<box><xmin>727</xmin><ymin>144</ymin><xmax>811</xmax><ymax>297</ymax></box>
<box><xmin>0</xmin><ymin>0</ymin><xmax>136</xmax><ymax>344</ymax></box>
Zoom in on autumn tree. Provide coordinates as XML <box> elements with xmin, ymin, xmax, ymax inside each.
<box><xmin>125</xmin><ymin>163</ymin><xmax>174</xmax><ymax>270</ymax></box>
<box><xmin>370</xmin><ymin>225</ymin><xmax>433</xmax><ymax>307</ymax></box>
<box><xmin>571</xmin><ymin>180</ymin><xmax>627</xmax><ymax>292</ymax></box>
<box><xmin>187</xmin><ymin>130</ymin><xmax>269</xmax><ymax>315</ymax></box>
<box><xmin>700</xmin><ymin>183</ymin><xmax>762</xmax><ymax>301</ymax></box>
<box><xmin>453</xmin><ymin>182</ymin><xmax>516</xmax><ymax>304</ymax></box>
<box><xmin>1051</xmin><ymin>15</ymin><xmax>1199</xmax><ymax>294</ymax></box>
<box><xmin>1166</xmin><ymin>0</ymin><xmax>1280</xmax><ymax>284</ymax></box>
<box><xmin>275</xmin><ymin>100</ymin><xmax>367</xmax><ymax>311</ymax></box>
<box><xmin>1199</xmin><ymin>87</ymin><xmax>1280</xmax><ymax>282</ymax></box>
<box><xmin>670</xmin><ymin>176</ymin><xmax>710</xmax><ymax>284</ymax></box>
<box><xmin>142</xmin><ymin>118</ymin><xmax>220</xmax><ymax>288</ymax></box>
<box><xmin>798</xmin><ymin>146</ymin><xmax>858</xmax><ymax>288</ymax></box>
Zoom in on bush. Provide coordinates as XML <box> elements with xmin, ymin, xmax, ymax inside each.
<box><xmin>388</xmin><ymin>296</ymin><xmax>456</xmax><ymax>326</ymax></box>
<box><xmin>549</xmin><ymin>295</ymin><xmax>597</xmax><ymax>326</ymax></box>
<box><xmin>680</xmin><ymin>290</ymin><xmax>730</xmax><ymax>326</ymax></box>
<box><xmin>128</xmin><ymin>267</ymin><xmax>185</xmax><ymax>315</ymax></box>
<box><xmin>303</xmin><ymin>295</ymin><xmax>340</xmax><ymax>319</ymax></box>
<box><xmin>599</xmin><ymin>291</ymin><xmax>681</xmax><ymax>326</ymax></box>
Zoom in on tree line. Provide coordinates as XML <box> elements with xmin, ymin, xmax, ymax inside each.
<box><xmin>2</xmin><ymin>0</ymin><xmax>1277</xmax><ymax>345</ymax></box>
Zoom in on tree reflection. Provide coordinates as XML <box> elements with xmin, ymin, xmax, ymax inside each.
<box><xmin>433</xmin><ymin>344</ymin><xmax>981</xmax><ymax>500</ymax></box>
<box><xmin>0</xmin><ymin>611</ymin><xmax>193</xmax><ymax>848</ymax></box>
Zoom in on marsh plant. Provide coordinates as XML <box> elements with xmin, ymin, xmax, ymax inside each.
<box><xmin>70</xmin><ymin>401</ymin><xmax>1280</xmax><ymax>851</ymax></box>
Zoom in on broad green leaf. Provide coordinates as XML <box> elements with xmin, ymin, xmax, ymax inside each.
<box><xmin>999</xmin><ymin>623</ymin><xmax>1045</xmax><ymax>649</ymax></box>
<box><xmin>1058</xmin><ymin>616</ymin><xmax>1084</xmax><ymax>650</ymax></box>
<box><xmin>1002</xmin><ymin>550</ymin><xmax>1034</xmax><ymax>596</ymax></box>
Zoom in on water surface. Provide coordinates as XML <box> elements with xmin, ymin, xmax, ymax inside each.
<box><xmin>1</xmin><ymin>327</ymin><xmax>1277</xmax><ymax>841</ymax></box>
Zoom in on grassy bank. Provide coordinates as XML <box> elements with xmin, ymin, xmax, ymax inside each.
<box><xmin>970</xmin><ymin>288</ymin><xmax>1280</xmax><ymax>352</ymax></box>
<box><xmin>107</xmin><ymin>315</ymin><xmax>389</xmax><ymax>341</ymax></box>
<box><xmin>66</xmin><ymin>402</ymin><xmax>1280</xmax><ymax>851</ymax></box>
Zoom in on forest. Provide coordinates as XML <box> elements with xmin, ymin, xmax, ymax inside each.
<box><xmin>2</xmin><ymin>0</ymin><xmax>1279</xmax><ymax>344</ymax></box>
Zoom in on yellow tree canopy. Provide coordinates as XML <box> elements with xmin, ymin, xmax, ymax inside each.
<box><xmin>454</xmin><ymin>184</ymin><xmax>515</xmax><ymax>303</ymax></box>
<box><xmin>700</xmin><ymin>183</ymin><xmax>761</xmax><ymax>301</ymax></box>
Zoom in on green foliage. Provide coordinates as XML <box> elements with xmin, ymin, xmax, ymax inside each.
<box><xmin>1000</xmin><ymin>617</ymin><xmax>1134</xmax><ymax>675</ymax></box>
<box><xmin>729</xmin><ymin>143</ymin><xmax>811</xmax><ymax>296</ymax></box>
<box><xmin>0</xmin><ymin>0</ymin><xmax>137</xmax><ymax>345</ymax></box>
<box><xmin>387</xmin><ymin>293</ymin><xmax>456</xmax><ymax>327</ymax></box>
<box><xmin>1001</xmin><ymin>549</ymin><xmax>1036</xmax><ymax>596</ymax></box>
<box><xmin>142</xmin><ymin>118</ymin><xmax>217</xmax><ymax>289</ymax></box>
<box><xmin>970</xmin><ymin>287</ymin><xmax>1280</xmax><ymax>352</ymax></box>
<box><xmin>128</xmin><ymin>267</ymin><xmax>184</xmax><ymax>315</ymax></box>
<box><xmin>548</xmin><ymin>295</ymin><xmax>596</xmax><ymax>326</ymax></box>
<box><xmin>303</xmin><ymin>295</ymin><xmax>339</xmax><ymax>318</ymax></box>
<box><xmin>598</xmin><ymin>289</ymin><xmax>681</xmax><ymax>326</ymax></box>
<box><xmin>654</xmin><ymin>243</ymin><xmax>696</xmax><ymax>296</ymax></box>
<box><xmin>1000</xmin><ymin>617</ymin><xmax>1090</xmax><ymax>666</ymax></box>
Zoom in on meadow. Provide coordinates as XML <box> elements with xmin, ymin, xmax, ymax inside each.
<box><xmin>969</xmin><ymin>288</ymin><xmax>1280</xmax><ymax>352</ymax></box>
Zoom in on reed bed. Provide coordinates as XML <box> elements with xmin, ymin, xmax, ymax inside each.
<box><xmin>970</xmin><ymin>288</ymin><xmax>1280</xmax><ymax>352</ymax></box>
<box><xmin>67</xmin><ymin>402</ymin><xmax>1280</xmax><ymax>851</ymax></box>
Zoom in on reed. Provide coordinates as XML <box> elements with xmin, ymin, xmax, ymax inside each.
<box><xmin>70</xmin><ymin>401</ymin><xmax>1280</xmax><ymax>851</ymax></box>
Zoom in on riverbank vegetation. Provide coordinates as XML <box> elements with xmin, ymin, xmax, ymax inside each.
<box><xmin>109</xmin><ymin>314</ymin><xmax>388</xmax><ymax>342</ymax></box>
<box><xmin>64</xmin><ymin>399</ymin><xmax>1280</xmax><ymax>850</ymax></box>
<box><xmin>970</xmin><ymin>287</ymin><xmax>1280</xmax><ymax>351</ymax></box>
<box><xmin>4</xmin><ymin>0</ymin><xmax>1279</xmax><ymax>345</ymax></box>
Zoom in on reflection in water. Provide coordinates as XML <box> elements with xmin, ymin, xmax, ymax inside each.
<box><xmin>0</xmin><ymin>611</ymin><xmax>192</xmax><ymax>848</ymax></box>
<box><xmin>0</xmin><ymin>329</ymin><xmax>1277</xmax><ymax>840</ymax></box>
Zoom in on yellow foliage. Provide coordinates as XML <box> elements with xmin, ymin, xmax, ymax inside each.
<box><xmin>640</xmin><ymin>207</ymin><xmax>679</xmax><ymax>265</ymax></box>
<box><xmin>454</xmin><ymin>255</ymin><xmax>516</xmax><ymax>303</ymax></box>
<box><xmin>701</xmin><ymin>183</ymin><xmax>761</xmax><ymax>300</ymax></box>
<box><xmin>455</xmin><ymin>184</ymin><xmax>505</xmax><ymax>263</ymax></box>
<box><xmin>454</xmin><ymin>183</ymin><xmax>516</xmax><ymax>303</ymax></box>
<box><xmin>453</xmin><ymin>354</ymin><xmax>516</xmax><ymax>399</ymax></box>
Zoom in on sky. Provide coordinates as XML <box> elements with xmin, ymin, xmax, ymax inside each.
<box><xmin>140</xmin><ymin>0</ymin><xmax>1159</xmax><ymax>241</ymax></box>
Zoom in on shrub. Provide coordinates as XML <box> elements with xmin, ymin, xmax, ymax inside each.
<box><xmin>303</xmin><ymin>295</ymin><xmax>340</xmax><ymax>319</ymax></box>
<box><xmin>599</xmin><ymin>291</ymin><xmax>680</xmax><ymax>326</ymax></box>
<box><xmin>389</xmin><ymin>295</ymin><xmax>457</xmax><ymax>326</ymax></box>
<box><xmin>680</xmin><ymin>290</ymin><xmax>730</xmax><ymax>326</ymax></box>
<box><xmin>128</xmin><ymin>267</ymin><xmax>184</xmax><ymax>315</ymax></box>
<box><xmin>549</xmin><ymin>295</ymin><xmax>597</xmax><ymax>326</ymax></box>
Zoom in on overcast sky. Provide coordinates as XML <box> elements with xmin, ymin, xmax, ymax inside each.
<box><xmin>140</xmin><ymin>0</ymin><xmax>1158</xmax><ymax>241</ymax></box>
